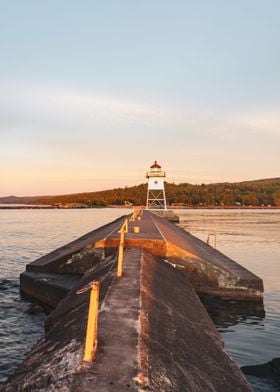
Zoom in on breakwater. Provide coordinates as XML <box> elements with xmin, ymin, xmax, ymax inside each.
<box><xmin>3</xmin><ymin>210</ymin><xmax>264</xmax><ymax>391</ymax></box>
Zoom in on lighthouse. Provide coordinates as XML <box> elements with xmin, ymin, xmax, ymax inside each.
<box><xmin>146</xmin><ymin>161</ymin><xmax>167</xmax><ymax>210</ymax></box>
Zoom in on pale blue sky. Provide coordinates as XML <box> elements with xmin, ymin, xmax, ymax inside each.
<box><xmin>1</xmin><ymin>1</ymin><xmax>279</xmax><ymax>196</ymax></box>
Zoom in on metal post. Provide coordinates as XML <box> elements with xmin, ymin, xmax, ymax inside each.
<box><xmin>124</xmin><ymin>218</ymin><xmax>128</xmax><ymax>233</ymax></box>
<box><xmin>117</xmin><ymin>229</ymin><xmax>125</xmax><ymax>277</ymax></box>
<box><xmin>83</xmin><ymin>281</ymin><xmax>100</xmax><ymax>363</ymax></box>
<box><xmin>207</xmin><ymin>233</ymin><xmax>217</xmax><ymax>248</ymax></box>
<box><xmin>117</xmin><ymin>219</ymin><xmax>128</xmax><ymax>277</ymax></box>
<box><xmin>130</xmin><ymin>207</ymin><xmax>137</xmax><ymax>222</ymax></box>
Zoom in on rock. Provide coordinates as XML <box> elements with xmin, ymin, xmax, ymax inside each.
<box><xmin>242</xmin><ymin>358</ymin><xmax>280</xmax><ymax>379</ymax></box>
<box><xmin>24</xmin><ymin>304</ymin><xmax>44</xmax><ymax>315</ymax></box>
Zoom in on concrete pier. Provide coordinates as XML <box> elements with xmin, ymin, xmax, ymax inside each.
<box><xmin>95</xmin><ymin>211</ymin><xmax>263</xmax><ymax>300</ymax></box>
<box><xmin>3</xmin><ymin>211</ymin><xmax>262</xmax><ymax>390</ymax></box>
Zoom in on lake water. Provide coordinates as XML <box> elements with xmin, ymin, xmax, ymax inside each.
<box><xmin>0</xmin><ymin>208</ymin><xmax>279</xmax><ymax>390</ymax></box>
<box><xmin>178</xmin><ymin>209</ymin><xmax>280</xmax><ymax>391</ymax></box>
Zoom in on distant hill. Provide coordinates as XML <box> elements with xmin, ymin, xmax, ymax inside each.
<box><xmin>0</xmin><ymin>195</ymin><xmax>47</xmax><ymax>204</ymax></box>
<box><xmin>1</xmin><ymin>178</ymin><xmax>279</xmax><ymax>207</ymax></box>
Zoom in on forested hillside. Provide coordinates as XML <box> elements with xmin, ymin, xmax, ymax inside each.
<box><xmin>26</xmin><ymin>178</ymin><xmax>280</xmax><ymax>207</ymax></box>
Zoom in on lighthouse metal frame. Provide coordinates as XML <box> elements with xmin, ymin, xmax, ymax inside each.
<box><xmin>146</xmin><ymin>161</ymin><xmax>167</xmax><ymax>210</ymax></box>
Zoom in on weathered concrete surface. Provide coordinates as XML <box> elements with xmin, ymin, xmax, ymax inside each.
<box><xmin>70</xmin><ymin>247</ymin><xmax>141</xmax><ymax>391</ymax></box>
<box><xmin>4</xmin><ymin>248</ymin><xmax>251</xmax><ymax>391</ymax></box>
<box><xmin>21</xmin><ymin>210</ymin><xmax>263</xmax><ymax>301</ymax></box>
<box><xmin>3</xmin><ymin>253</ymin><xmax>118</xmax><ymax>391</ymax></box>
<box><xmin>20</xmin><ymin>271</ymin><xmax>81</xmax><ymax>308</ymax></box>
<box><xmin>6</xmin><ymin>211</ymin><xmax>263</xmax><ymax>390</ymax></box>
<box><xmin>152</xmin><ymin>212</ymin><xmax>263</xmax><ymax>299</ymax></box>
<box><xmin>139</xmin><ymin>250</ymin><xmax>251</xmax><ymax>391</ymax></box>
<box><xmin>96</xmin><ymin>210</ymin><xmax>263</xmax><ymax>300</ymax></box>
<box><xmin>26</xmin><ymin>215</ymin><xmax>125</xmax><ymax>273</ymax></box>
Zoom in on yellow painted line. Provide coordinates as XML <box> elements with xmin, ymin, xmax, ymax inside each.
<box><xmin>150</xmin><ymin>213</ymin><xmax>167</xmax><ymax>242</ymax></box>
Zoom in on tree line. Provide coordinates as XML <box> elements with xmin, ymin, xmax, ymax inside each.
<box><xmin>32</xmin><ymin>178</ymin><xmax>280</xmax><ymax>207</ymax></box>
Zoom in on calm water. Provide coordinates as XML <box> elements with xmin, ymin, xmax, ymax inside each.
<box><xmin>0</xmin><ymin>208</ymin><xmax>129</xmax><ymax>386</ymax></box>
<box><xmin>178</xmin><ymin>209</ymin><xmax>280</xmax><ymax>391</ymax></box>
<box><xmin>0</xmin><ymin>208</ymin><xmax>279</xmax><ymax>390</ymax></box>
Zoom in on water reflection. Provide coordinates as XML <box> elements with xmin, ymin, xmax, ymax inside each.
<box><xmin>200</xmin><ymin>296</ymin><xmax>265</xmax><ymax>331</ymax></box>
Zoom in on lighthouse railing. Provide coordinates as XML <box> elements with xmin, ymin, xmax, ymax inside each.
<box><xmin>146</xmin><ymin>171</ymin><xmax>166</xmax><ymax>178</ymax></box>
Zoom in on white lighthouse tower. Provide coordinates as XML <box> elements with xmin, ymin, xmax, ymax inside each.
<box><xmin>146</xmin><ymin>160</ymin><xmax>167</xmax><ymax>210</ymax></box>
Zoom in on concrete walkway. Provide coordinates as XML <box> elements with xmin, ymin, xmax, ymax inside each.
<box><xmin>96</xmin><ymin>210</ymin><xmax>263</xmax><ymax>300</ymax></box>
<box><xmin>72</xmin><ymin>248</ymin><xmax>141</xmax><ymax>391</ymax></box>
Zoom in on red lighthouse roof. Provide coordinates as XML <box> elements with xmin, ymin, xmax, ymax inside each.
<box><xmin>150</xmin><ymin>160</ymin><xmax>161</xmax><ymax>169</ymax></box>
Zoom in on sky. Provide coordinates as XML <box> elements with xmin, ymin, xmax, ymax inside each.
<box><xmin>1</xmin><ymin>0</ymin><xmax>280</xmax><ymax>196</ymax></box>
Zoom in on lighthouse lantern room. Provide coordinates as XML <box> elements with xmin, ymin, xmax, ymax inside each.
<box><xmin>146</xmin><ymin>161</ymin><xmax>167</xmax><ymax>210</ymax></box>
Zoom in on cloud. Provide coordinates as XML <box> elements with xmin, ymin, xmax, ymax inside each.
<box><xmin>0</xmin><ymin>79</ymin><xmax>165</xmax><ymax>136</ymax></box>
<box><xmin>237</xmin><ymin>113</ymin><xmax>280</xmax><ymax>136</ymax></box>
<box><xmin>1</xmin><ymin>79</ymin><xmax>280</xmax><ymax>146</ymax></box>
<box><xmin>1</xmin><ymin>78</ymin><xmax>279</xmax><ymax>195</ymax></box>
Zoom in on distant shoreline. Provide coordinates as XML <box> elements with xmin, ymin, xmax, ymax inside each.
<box><xmin>0</xmin><ymin>205</ymin><xmax>56</xmax><ymax>209</ymax></box>
<box><xmin>1</xmin><ymin>205</ymin><xmax>280</xmax><ymax>210</ymax></box>
<box><xmin>172</xmin><ymin>207</ymin><xmax>280</xmax><ymax>210</ymax></box>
